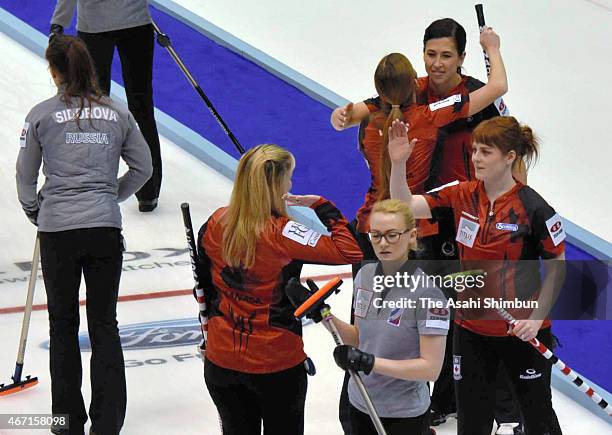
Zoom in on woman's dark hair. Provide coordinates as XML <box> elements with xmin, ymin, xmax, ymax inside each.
<box><xmin>423</xmin><ymin>18</ymin><xmax>467</xmax><ymax>74</ymax></box>
<box><xmin>45</xmin><ymin>35</ymin><xmax>105</xmax><ymax>127</ymax></box>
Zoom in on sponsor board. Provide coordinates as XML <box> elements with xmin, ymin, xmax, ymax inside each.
<box><xmin>40</xmin><ymin>317</ymin><xmax>314</xmax><ymax>352</ymax></box>
<box><xmin>1</xmin><ymin>247</ymin><xmax>191</xmax><ymax>286</ymax></box>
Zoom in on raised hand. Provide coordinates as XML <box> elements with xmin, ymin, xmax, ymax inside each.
<box><xmin>479</xmin><ymin>27</ymin><xmax>501</xmax><ymax>52</ymax></box>
<box><xmin>282</xmin><ymin>193</ymin><xmax>321</xmax><ymax>207</ymax></box>
<box><xmin>331</xmin><ymin>102</ymin><xmax>354</xmax><ymax>130</ymax></box>
<box><xmin>388</xmin><ymin>120</ymin><xmax>416</xmax><ymax>163</ymax></box>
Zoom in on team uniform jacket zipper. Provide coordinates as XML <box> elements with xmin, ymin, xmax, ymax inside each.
<box><xmin>481</xmin><ymin>203</ymin><xmax>495</xmax><ymax>244</ymax></box>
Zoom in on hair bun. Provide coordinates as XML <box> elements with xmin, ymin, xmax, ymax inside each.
<box><xmin>520</xmin><ymin>124</ymin><xmax>535</xmax><ymax>147</ymax></box>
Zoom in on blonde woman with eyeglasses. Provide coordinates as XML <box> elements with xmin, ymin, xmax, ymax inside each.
<box><xmin>331</xmin><ymin>199</ymin><xmax>449</xmax><ymax>435</ymax></box>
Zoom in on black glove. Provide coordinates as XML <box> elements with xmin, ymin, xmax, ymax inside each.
<box><xmin>285</xmin><ymin>277</ymin><xmax>329</xmax><ymax>323</ymax></box>
<box><xmin>333</xmin><ymin>345</ymin><xmax>375</xmax><ymax>375</ymax></box>
<box><xmin>49</xmin><ymin>24</ymin><xmax>64</xmax><ymax>41</ymax></box>
<box><xmin>25</xmin><ymin>209</ymin><xmax>39</xmax><ymax>227</ymax></box>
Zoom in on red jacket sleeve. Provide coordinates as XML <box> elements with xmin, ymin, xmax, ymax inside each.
<box><xmin>273</xmin><ymin>198</ymin><xmax>363</xmax><ymax>264</ymax></box>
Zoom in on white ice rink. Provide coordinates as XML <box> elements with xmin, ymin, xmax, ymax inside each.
<box><xmin>1</xmin><ymin>1</ymin><xmax>611</xmax><ymax>434</ymax></box>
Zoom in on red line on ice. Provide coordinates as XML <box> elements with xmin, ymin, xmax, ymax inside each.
<box><xmin>0</xmin><ymin>272</ymin><xmax>352</xmax><ymax>315</ymax></box>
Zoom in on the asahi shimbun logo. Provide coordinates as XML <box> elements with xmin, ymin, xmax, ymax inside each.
<box><xmin>40</xmin><ymin>318</ymin><xmax>202</xmax><ymax>351</ymax></box>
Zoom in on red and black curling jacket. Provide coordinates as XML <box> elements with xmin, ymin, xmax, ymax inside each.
<box><xmin>355</xmin><ymin>93</ymin><xmax>471</xmax><ymax>236</ymax></box>
<box><xmin>197</xmin><ymin>197</ymin><xmax>362</xmax><ymax>373</ymax></box>
<box><xmin>424</xmin><ymin>180</ymin><xmax>566</xmax><ymax>336</ymax></box>
<box><xmin>415</xmin><ymin>75</ymin><xmax>500</xmax><ymax>189</ymax></box>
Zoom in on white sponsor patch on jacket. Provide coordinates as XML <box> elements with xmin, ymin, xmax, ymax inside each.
<box><xmin>282</xmin><ymin>221</ymin><xmax>321</xmax><ymax>247</ymax></box>
<box><xmin>20</xmin><ymin>122</ymin><xmax>30</xmax><ymax>148</ymax></box>
<box><xmin>545</xmin><ymin>213</ymin><xmax>565</xmax><ymax>246</ymax></box>
<box><xmin>456</xmin><ymin>216</ymin><xmax>479</xmax><ymax>248</ymax></box>
<box><xmin>425</xmin><ymin>307</ymin><xmax>450</xmax><ymax>329</ymax></box>
<box><xmin>429</xmin><ymin>94</ymin><xmax>462</xmax><ymax>111</ymax></box>
<box><xmin>496</xmin><ymin>222</ymin><xmax>519</xmax><ymax>232</ymax></box>
<box><xmin>354</xmin><ymin>288</ymin><xmax>373</xmax><ymax>318</ymax></box>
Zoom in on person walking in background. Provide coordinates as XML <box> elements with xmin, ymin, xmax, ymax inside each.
<box><xmin>50</xmin><ymin>0</ymin><xmax>162</xmax><ymax>212</ymax></box>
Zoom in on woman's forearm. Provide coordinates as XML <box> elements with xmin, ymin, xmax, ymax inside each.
<box><xmin>331</xmin><ymin>315</ymin><xmax>359</xmax><ymax>347</ymax></box>
<box><xmin>390</xmin><ymin>159</ymin><xmax>411</xmax><ymax>203</ymax></box>
<box><xmin>373</xmin><ymin>356</ymin><xmax>442</xmax><ymax>382</ymax></box>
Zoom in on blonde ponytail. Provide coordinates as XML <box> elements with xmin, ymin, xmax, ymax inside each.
<box><xmin>222</xmin><ymin>144</ymin><xmax>294</xmax><ymax>268</ymax></box>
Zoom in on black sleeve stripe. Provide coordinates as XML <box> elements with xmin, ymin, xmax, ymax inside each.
<box><xmin>313</xmin><ymin>201</ymin><xmax>344</xmax><ymax>230</ymax></box>
<box><xmin>453</xmin><ymin>93</ymin><xmax>469</xmax><ymax>113</ymax></box>
<box><xmin>517</xmin><ymin>186</ymin><xmax>559</xmax><ymax>259</ymax></box>
<box><xmin>197</xmin><ymin>219</ymin><xmax>220</xmax><ymax>316</ymax></box>
<box><xmin>364</xmin><ymin>96</ymin><xmax>381</xmax><ymax>109</ymax></box>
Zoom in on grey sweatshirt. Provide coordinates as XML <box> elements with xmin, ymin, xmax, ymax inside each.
<box><xmin>16</xmin><ymin>92</ymin><xmax>153</xmax><ymax>232</ymax></box>
<box><xmin>51</xmin><ymin>0</ymin><xmax>151</xmax><ymax>33</ymax></box>
<box><xmin>349</xmin><ymin>262</ymin><xmax>449</xmax><ymax>418</ymax></box>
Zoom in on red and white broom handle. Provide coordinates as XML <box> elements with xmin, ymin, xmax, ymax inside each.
<box><xmin>497</xmin><ymin>307</ymin><xmax>612</xmax><ymax>417</ymax></box>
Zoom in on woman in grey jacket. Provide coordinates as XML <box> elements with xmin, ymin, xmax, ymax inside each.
<box><xmin>16</xmin><ymin>35</ymin><xmax>152</xmax><ymax>435</ymax></box>
<box><xmin>331</xmin><ymin>199</ymin><xmax>449</xmax><ymax>435</ymax></box>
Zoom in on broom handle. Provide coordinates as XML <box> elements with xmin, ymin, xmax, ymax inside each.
<box><xmin>13</xmin><ymin>236</ymin><xmax>40</xmax><ymax>382</ymax></box>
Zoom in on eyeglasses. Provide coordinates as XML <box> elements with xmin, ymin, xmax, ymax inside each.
<box><xmin>368</xmin><ymin>229</ymin><xmax>411</xmax><ymax>244</ymax></box>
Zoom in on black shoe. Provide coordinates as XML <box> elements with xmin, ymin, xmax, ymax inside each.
<box><xmin>430</xmin><ymin>408</ymin><xmax>456</xmax><ymax>426</ymax></box>
<box><xmin>138</xmin><ymin>198</ymin><xmax>158</xmax><ymax>212</ymax></box>
<box><xmin>51</xmin><ymin>427</ymin><xmax>83</xmax><ymax>435</ymax></box>
<box><xmin>51</xmin><ymin>426</ymin><xmax>84</xmax><ymax>435</ymax></box>
<box><xmin>50</xmin><ymin>425</ymin><xmax>67</xmax><ymax>434</ymax></box>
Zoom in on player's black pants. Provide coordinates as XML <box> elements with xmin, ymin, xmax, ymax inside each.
<box><xmin>78</xmin><ymin>24</ymin><xmax>162</xmax><ymax>203</ymax></box>
<box><xmin>39</xmin><ymin>228</ymin><xmax>126</xmax><ymax>435</ymax></box>
<box><xmin>432</xmin><ymin>320</ymin><xmax>523</xmax><ymax>424</ymax></box>
<box><xmin>419</xmin><ymin>227</ymin><xmax>523</xmax><ymax>429</ymax></box>
<box><xmin>349</xmin><ymin>404</ymin><xmax>430</xmax><ymax>435</ymax></box>
<box><xmin>205</xmin><ymin>358</ymin><xmax>307</xmax><ymax>435</ymax></box>
<box><xmin>454</xmin><ymin>325</ymin><xmax>562</xmax><ymax>435</ymax></box>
